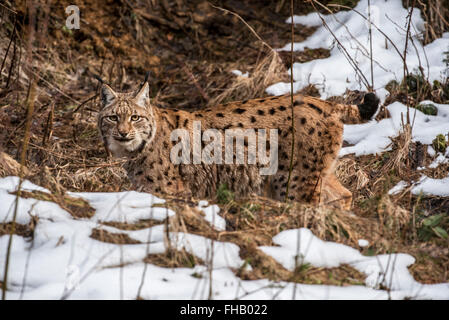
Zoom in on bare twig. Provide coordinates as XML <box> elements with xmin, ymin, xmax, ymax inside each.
<box><xmin>368</xmin><ymin>0</ymin><xmax>374</xmax><ymax>91</ymax></box>
<box><xmin>403</xmin><ymin>2</ymin><xmax>415</xmax><ymax>125</ymax></box>
<box><xmin>209</xmin><ymin>4</ymin><xmax>275</xmax><ymax>52</ymax></box>
<box><xmin>2</xmin><ymin>79</ymin><xmax>36</xmax><ymax>300</ymax></box>
<box><xmin>136</xmin><ymin>198</ymin><xmax>155</xmax><ymax>299</ymax></box>
<box><xmin>328</xmin><ymin>3</ymin><xmax>408</xmax><ymax>68</ymax></box>
<box><xmin>72</xmin><ymin>94</ymin><xmax>98</xmax><ymax>113</ymax></box>
<box><xmin>310</xmin><ymin>0</ymin><xmax>371</xmax><ymax>90</ymax></box>
<box><xmin>285</xmin><ymin>0</ymin><xmax>295</xmax><ymax>201</ymax></box>
<box><xmin>0</xmin><ymin>16</ymin><xmax>16</xmax><ymax>80</ymax></box>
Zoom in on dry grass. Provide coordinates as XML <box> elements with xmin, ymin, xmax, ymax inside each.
<box><xmin>0</xmin><ymin>0</ymin><xmax>448</xmax><ymax>290</ymax></box>
<box><xmin>207</xmin><ymin>50</ymin><xmax>288</xmax><ymax>106</ymax></box>
<box><xmin>415</xmin><ymin>0</ymin><xmax>449</xmax><ymax>44</ymax></box>
<box><xmin>9</xmin><ymin>189</ymin><xmax>96</xmax><ymax>219</ymax></box>
<box><xmin>100</xmin><ymin>219</ymin><xmax>163</xmax><ymax>231</ymax></box>
<box><xmin>144</xmin><ymin>249</ymin><xmax>203</xmax><ymax>269</ymax></box>
<box><xmin>0</xmin><ymin>221</ymin><xmax>36</xmax><ymax>238</ymax></box>
<box><xmin>385</xmin><ymin>123</ymin><xmax>413</xmax><ymax>176</ymax></box>
<box><xmin>90</xmin><ymin>228</ymin><xmax>142</xmax><ymax>245</ymax></box>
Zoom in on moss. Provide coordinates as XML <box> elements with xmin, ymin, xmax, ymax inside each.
<box><xmin>432</xmin><ymin>134</ymin><xmax>447</xmax><ymax>153</ymax></box>
<box><xmin>404</xmin><ymin>73</ymin><xmax>432</xmax><ymax>99</ymax></box>
<box><xmin>415</xmin><ymin>103</ymin><xmax>438</xmax><ymax>116</ymax></box>
<box><xmin>216</xmin><ymin>183</ymin><xmax>234</xmax><ymax>205</ymax></box>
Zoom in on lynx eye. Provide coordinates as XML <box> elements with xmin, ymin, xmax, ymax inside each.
<box><xmin>131</xmin><ymin>115</ymin><xmax>141</xmax><ymax>121</ymax></box>
<box><xmin>108</xmin><ymin>115</ymin><xmax>118</xmax><ymax>122</ymax></box>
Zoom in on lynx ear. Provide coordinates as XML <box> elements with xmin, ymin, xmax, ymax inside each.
<box><xmin>134</xmin><ymin>81</ymin><xmax>150</xmax><ymax>108</ymax></box>
<box><xmin>100</xmin><ymin>84</ymin><xmax>117</xmax><ymax>108</ymax></box>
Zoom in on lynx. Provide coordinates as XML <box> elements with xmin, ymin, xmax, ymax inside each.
<box><xmin>97</xmin><ymin>79</ymin><xmax>379</xmax><ymax>210</ymax></box>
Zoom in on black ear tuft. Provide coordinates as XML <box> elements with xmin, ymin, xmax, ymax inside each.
<box><xmin>357</xmin><ymin>92</ymin><xmax>380</xmax><ymax>120</ymax></box>
<box><xmin>93</xmin><ymin>74</ymin><xmax>104</xmax><ymax>84</ymax></box>
<box><xmin>144</xmin><ymin>71</ymin><xmax>150</xmax><ymax>83</ymax></box>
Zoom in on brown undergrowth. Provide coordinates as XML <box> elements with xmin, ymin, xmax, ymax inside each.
<box><xmin>0</xmin><ymin>0</ymin><xmax>448</xmax><ymax>288</ymax></box>
<box><xmin>335</xmin><ymin>128</ymin><xmax>449</xmax><ymax>284</ymax></box>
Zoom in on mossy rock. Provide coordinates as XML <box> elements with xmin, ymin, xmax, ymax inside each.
<box><xmin>404</xmin><ymin>73</ymin><xmax>432</xmax><ymax>99</ymax></box>
<box><xmin>415</xmin><ymin>103</ymin><xmax>438</xmax><ymax>116</ymax></box>
<box><xmin>432</xmin><ymin>134</ymin><xmax>447</xmax><ymax>154</ymax></box>
<box><xmin>433</xmin><ymin>80</ymin><xmax>449</xmax><ymax>102</ymax></box>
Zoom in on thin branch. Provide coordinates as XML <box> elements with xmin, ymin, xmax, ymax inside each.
<box><xmin>310</xmin><ymin>0</ymin><xmax>371</xmax><ymax>90</ymax></box>
<box><xmin>403</xmin><ymin>2</ymin><xmax>415</xmax><ymax>125</ymax></box>
<box><xmin>0</xmin><ymin>16</ymin><xmax>16</xmax><ymax>79</ymax></box>
<box><xmin>285</xmin><ymin>0</ymin><xmax>296</xmax><ymax>202</ymax></box>
<box><xmin>72</xmin><ymin>94</ymin><xmax>98</xmax><ymax>113</ymax></box>
<box><xmin>2</xmin><ymin>79</ymin><xmax>36</xmax><ymax>300</ymax></box>
<box><xmin>368</xmin><ymin>0</ymin><xmax>374</xmax><ymax>91</ymax></box>
<box><xmin>209</xmin><ymin>3</ymin><xmax>275</xmax><ymax>52</ymax></box>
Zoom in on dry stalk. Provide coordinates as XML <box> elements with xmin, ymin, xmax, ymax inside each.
<box><xmin>207</xmin><ymin>49</ymin><xmax>286</xmax><ymax>106</ymax></box>
<box><xmin>310</xmin><ymin>0</ymin><xmax>371</xmax><ymax>90</ymax></box>
<box><xmin>286</xmin><ymin>0</ymin><xmax>296</xmax><ymax>202</ymax></box>
<box><xmin>2</xmin><ymin>79</ymin><xmax>36</xmax><ymax>300</ymax></box>
<box><xmin>386</xmin><ymin>123</ymin><xmax>412</xmax><ymax>176</ymax></box>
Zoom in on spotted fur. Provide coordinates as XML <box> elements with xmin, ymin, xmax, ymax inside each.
<box><xmin>97</xmin><ymin>81</ymin><xmax>379</xmax><ymax>210</ymax></box>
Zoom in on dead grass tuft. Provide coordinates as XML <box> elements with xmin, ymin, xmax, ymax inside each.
<box><xmin>290</xmin><ymin>264</ymin><xmax>365</xmax><ymax>286</ymax></box>
<box><xmin>90</xmin><ymin>228</ymin><xmax>141</xmax><ymax>245</ymax></box>
<box><xmin>377</xmin><ymin>195</ymin><xmax>411</xmax><ymax>233</ymax></box>
<box><xmin>0</xmin><ymin>220</ymin><xmax>37</xmax><ymax>238</ymax></box>
<box><xmin>10</xmin><ymin>189</ymin><xmax>96</xmax><ymax>219</ymax></box>
<box><xmin>100</xmin><ymin>219</ymin><xmax>163</xmax><ymax>231</ymax></box>
<box><xmin>207</xmin><ymin>50</ymin><xmax>287</xmax><ymax>106</ymax></box>
<box><xmin>386</xmin><ymin>124</ymin><xmax>412</xmax><ymax>176</ymax></box>
<box><xmin>220</xmin><ymin>196</ymin><xmax>380</xmax><ymax>247</ymax></box>
<box><xmin>414</xmin><ymin>0</ymin><xmax>449</xmax><ymax>44</ymax></box>
<box><xmin>144</xmin><ymin>249</ymin><xmax>203</xmax><ymax>269</ymax></box>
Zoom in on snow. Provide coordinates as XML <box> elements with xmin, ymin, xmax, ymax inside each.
<box><xmin>340</xmin><ymin>102</ymin><xmax>449</xmax><ymax>157</ymax></box>
<box><xmin>389</xmin><ymin>180</ymin><xmax>408</xmax><ymax>195</ymax></box>
<box><xmin>411</xmin><ymin>175</ymin><xmax>449</xmax><ymax>197</ymax></box>
<box><xmin>264</xmin><ymin>0</ymin><xmax>449</xmax><ymax>168</ymax></box>
<box><xmin>427</xmin><ymin>145</ymin><xmax>436</xmax><ymax>157</ymax></box>
<box><xmin>198</xmin><ymin>202</ymin><xmax>226</xmax><ymax>231</ymax></box>
<box><xmin>0</xmin><ymin>177</ymin><xmax>244</xmax><ymax>300</ymax></box>
<box><xmin>268</xmin><ymin>0</ymin><xmax>449</xmax><ymax>197</ymax></box>
<box><xmin>72</xmin><ymin>190</ymin><xmax>173</xmax><ymax>223</ymax></box>
<box><xmin>428</xmin><ymin>153</ymin><xmax>449</xmax><ymax>169</ymax></box>
<box><xmin>259</xmin><ymin>228</ymin><xmax>449</xmax><ymax>298</ymax></box>
<box><xmin>231</xmin><ymin>70</ymin><xmax>249</xmax><ymax>78</ymax></box>
<box><xmin>2</xmin><ymin>177</ymin><xmax>448</xmax><ymax>300</ymax></box>
<box><xmin>389</xmin><ymin>173</ymin><xmax>449</xmax><ymax>197</ymax></box>
<box><xmin>358</xmin><ymin>239</ymin><xmax>369</xmax><ymax>247</ymax></box>
<box><xmin>267</xmin><ymin>0</ymin><xmax>449</xmax><ymax>98</ymax></box>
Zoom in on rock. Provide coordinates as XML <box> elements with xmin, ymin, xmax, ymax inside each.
<box><xmin>416</xmin><ymin>103</ymin><xmax>438</xmax><ymax>116</ymax></box>
<box><xmin>432</xmin><ymin>134</ymin><xmax>447</xmax><ymax>153</ymax></box>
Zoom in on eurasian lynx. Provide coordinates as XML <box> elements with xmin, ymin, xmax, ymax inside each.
<box><xmin>97</xmin><ymin>79</ymin><xmax>379</xmax><ymax>209</ymax></box>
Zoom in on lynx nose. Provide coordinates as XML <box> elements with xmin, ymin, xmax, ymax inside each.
<box><xmin>118</xmin><ymin>130</ymin><xmax>128</xmax><ymax>137</ymax></box>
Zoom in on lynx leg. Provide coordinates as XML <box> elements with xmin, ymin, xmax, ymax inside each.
<box><xmin>321</xmin><ymin>173</ymin><xmax>352</xmax><ymax>210</ymax></box>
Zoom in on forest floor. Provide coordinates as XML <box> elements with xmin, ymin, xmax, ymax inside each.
<box><xmin>0</xmin><ymin>0</ymin><xmax>448</xmax><ymax>298</ymax></box>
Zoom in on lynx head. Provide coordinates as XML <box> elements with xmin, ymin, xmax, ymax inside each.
<box><xmin>97</xmin><ymin>81</ymin><xmax>156</xmax><ymax>157</ymax></box>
